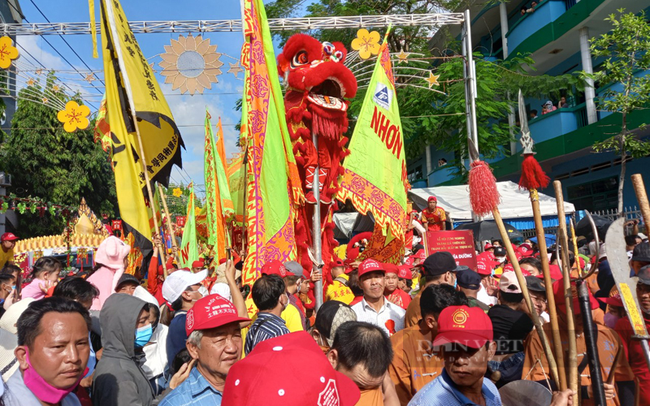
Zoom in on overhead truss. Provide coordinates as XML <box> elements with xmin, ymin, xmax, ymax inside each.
<box><xmin>0</xmin><ymin>13</ymin><xmax>465</xmax><ymax>36</ymax></box>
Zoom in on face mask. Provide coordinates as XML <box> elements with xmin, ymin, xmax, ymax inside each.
<box><xmin>23</xmin><ymin>350</ymin><xmax>84</xmax><ymax>404</ymax></box>
<box><xmin>10</xmin><ymin>285</ymin><xmax>15</xmax><ymax>291</ymax></box>
<box><xmin>198</xmin><ymin>286</ymin><xmax>209</xmax><ymax>298</ymax></box>
<box><xmin>134</xmin><ymin>324</ymin><xmax>153</xmax><ymax>348</ymax></box>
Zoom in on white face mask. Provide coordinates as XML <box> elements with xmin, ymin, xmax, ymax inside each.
<box><xmin>198</xmin><ymin>286</ymin><xmax>209</xmax><ymax>298</ymax></box>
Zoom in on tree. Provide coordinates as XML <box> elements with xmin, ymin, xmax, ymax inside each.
<box><xmin>160</xmin><ymin>182</ymin><xmax>199</xmax><ymax>218</ymax></box>
<box><xmin>0</xmin><ymin>73</ymin><xmax>117</xmax><ymax>237</ymax></box>
<box><xmin>584</xmin><ymin>9</ymin><xmax>650</xmax><ymax>215</ymax></box>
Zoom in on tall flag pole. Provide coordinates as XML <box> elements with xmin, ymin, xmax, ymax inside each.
<box><xmin>337</xmin><ymin>29</ymin><xmax>409</xmax><ymax>264</ymax></box>
<box><xmin>240</xmin><ymin>0</ymin><xmax>304</xmax><ymax>288</ymax></box>
<box><xmin>179</xmin><ymin>183</ymin><xmax>199</xmax><ymax>268</ymax></box>
<box><xmin>100</xmin><ymin>0</ymin><xmax>184</xmax><ymax>256</ymax></box>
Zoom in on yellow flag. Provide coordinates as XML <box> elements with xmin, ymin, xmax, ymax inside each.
<box><xmin>100</xmin><ymin>0</ymin><xmax>184</xmax><ymax>246</ymax></box>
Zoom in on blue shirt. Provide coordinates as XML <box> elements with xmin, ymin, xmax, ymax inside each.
<box><xmin>159</xmin><ymin>366</ymin><xmax>222</xmax><ymax>406</ymax></box>
<box><xmin>408</xmin><ymin>369</ymin><xmax>501</xmax><ymax>406</ymax></box>
<box><xmin>166</xmin><ymin>311</ymin><xmax>187</xmax><ymax>367</ymax></box>
<box><xmin>244</xmin><ymin>312</ymin><xmax>289</xmax><ymax>355</ymax></box>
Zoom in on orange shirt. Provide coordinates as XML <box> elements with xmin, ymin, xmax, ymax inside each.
<box><xmin>356</xmin><ymin>387</ymin><xmax>384</xmax><ymax>406</ymax></box>
<box><xmin>389</xmin><ymin>323</ymin><xmax>443</xmax><ymax>405</ymax></box>
<box><xmin>421</xmin><ymin>207</ymin><xmax>446</xmax><ymax>231</ymax></box>
<box><xmin>386</xmin><ymin>288</ymin><xmax>412</xmax><ymax>310</ymax></box>
<box><xmin>404</xmin><ymin>293</ymin><xmax>421</xmax><ymax>328</ymax></box>
<box><xmin>522</xmin><ymin>322</ymin><xmax>634</xmax><ymax>406</ymax></box>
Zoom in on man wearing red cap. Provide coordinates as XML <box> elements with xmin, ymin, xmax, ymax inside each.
<box><xmin>0</xmin><ymin>232</ymin><xmax>18</xmax><ymax>269</ymax></box>
<box><xmin>191</xmin><ymin>260</ymin><xmax>205</xmax><ymax>273</ymax></box>
<box><xmin>326</xmin><ymin>259</ymin><xmax>355</xmax><ymax>305</ymax></box>
<box><xmin>420</xmin><ymin>196</ymin><xmax>446</xmax><ymax>232</ymax></box>
<box><xmin>351</xmin><ymin>259</ymin><xmax>405</xmax><ymax>336</ymax></box>
<box><xmin>523</xmin><ymin>279</ymin><xmax>635</xmax><ymax>406</ymax></box>
<box><xmin>408</xmin><ymin>305</ymin><xmax>500</xmax><ymax>406</ymax></box>
<box><xmin>160</xmin><ymin>294</ymin><xmax>250</xmax><ymax>406</ymax></box>
<box><xmin>384</xmin><ymin>264</ymin><xmax>411</xmax><ymax>310</ymax></box>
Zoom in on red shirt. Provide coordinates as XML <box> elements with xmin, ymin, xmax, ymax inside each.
<box><xmin>421</xmin><ymin>207</ymin><xmax>446</xmax><ymax>231</ymax></box>
<box><xmin>386</xmin><ymin>288</ymin><xmax>412</xmax><ymax>310</ymax></box>
<box><xmin>615</xmin><ymin>314</ymin><xmax>650</xmax><ymax>406</ymax></box>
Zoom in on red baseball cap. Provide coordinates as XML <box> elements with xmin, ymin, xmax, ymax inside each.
<box><xmin>219</xmin><ymin>258</ymin><xmax>228</xmax><ymax>265</ymax></box>
<box><xmin>598</xmin><ymin>294</ymin><xmax>623</xmax><ymax>307</ymax></box>
<box><xmin>223</xmin><ymin>332</ymin><xmax>360</xmax><ymax>406</ymax></box>
<box><xmin>192</xmin><ymin>260</ymin><xmax>205</xmax><ymax>269</ymax></box>
<box><xmin>0</xmin><ymin>233</ymin><xmax>18</xmax><ymax>242</ymax></box>
<box><xmin>536</xmin><ymin>264</ymin><xmax>563</xmax><ymax>281</ymax></box>
<box><xmin>397</xmin><ymin>265</ymin><xmax>412</xmax><ymax>280</ymax></box>
<box><xmin>518</xmin><ymin>244</ymin><xmax>534</xmax><ymax>257</ymax></box>
<box><xmin>428</xmin><ymin>196</ymin><xmax>437</xmax><ymax>202</ymax></box>
<box><xmin>261</xmin><ymin>260</ymin><xmax>288</xmax><ymax>278</ymax></box>
<box><xmin>185</xmin><ymin>294</ymin><xmax>251</xmax><ymax>335</ymax></box>
<box><xmin>552</xmin><ymin>279</ymin><xmax>599</xmax><ymax>315</ymax></box>
<box><xmin>475</xmin><ymin>259</ymin><xmax>491</xmax><ymax>276</ymax></box>
<box><xmin>414</xmin><ymin>250</ymin><xmax>427</xmax><ymax>261</ymax></box>
<box><xmin>384</xmin><ymin>263</ymin><xmax>399</xmax><ymax>275</ymax></box>
<box><xmin>433</xmin><ymin>305</ymin><xmax>493</xmax><ymax>349</ymax></box>
<box><xmin>484</xmin><ymin>243</ymin><xmax>493</xmax><ymax>250</ymax></box>
<box><xmin>405</xmin><ymin>257</ymin><xmax>415</xmax><ymax>267</ymax></box>
<box><xmin>358</xmin><ymin>259</ymin><xmax>385</xmax><ymax>278</ymax></box>
<box><xmin>331</xmin><ymin>259</ymin><xmax>345</xmax><ymax>268</ymax></box>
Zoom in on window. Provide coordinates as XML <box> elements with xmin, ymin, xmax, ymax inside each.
<box><xmin>567</xmin><ymin>176</ymin><xmax>618</xmax><ymax>211</ymax></box>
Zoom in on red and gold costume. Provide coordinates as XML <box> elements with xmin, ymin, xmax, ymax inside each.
<box><xmin>421</xmin><ymin>207</ymin><xmax>446</xmax><ymax>231</ymax></box>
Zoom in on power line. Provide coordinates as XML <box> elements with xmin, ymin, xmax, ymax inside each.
<box><xmin>28</xmin><ymin>0</ymin><xmax>105</xmax><ymax>87</ymax></box>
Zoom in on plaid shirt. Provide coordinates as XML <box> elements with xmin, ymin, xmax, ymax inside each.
<box><xmin>244</xmin><ymin>312</ymin><xmax>290</xmax><ymax>355</ymax></box>
<box><xmin>159</xmin><ymin>366</ymin><xmax>222</xmax><ymax>406</ymax></box>
<box><xmin>408</xmin><ymin>369</ymin><xmax>501</xmax><ymax>406</ymax></box>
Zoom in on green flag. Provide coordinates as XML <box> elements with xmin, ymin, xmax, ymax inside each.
<box><xmin>337</xmin><ymin>35</ymin><xmax>409</xmax><ymax>239</ymax></box>
<box><xmin>179</xmin><ymin>184</ymin><xmax>199</xmax><ymax>268</ymax></box>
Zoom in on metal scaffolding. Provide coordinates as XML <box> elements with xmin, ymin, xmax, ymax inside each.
<box><xmin>0</xmin><ymin>13</ymin><xmax>465</xmax><ymax>36</ymax></box>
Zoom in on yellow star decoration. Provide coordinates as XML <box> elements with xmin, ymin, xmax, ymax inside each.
<box><xmin>84</xmin><ymin>73</ymin><xmax>94</xmax><ymax>83</ymax></box>
<box><xmin>172</xmin><ymin>187</ymin><xmax>183</xmax><ymax>198</ymax></box>
<box><xmin>425</xmin><ymin>71</ymin><xmax>440</xmax><ymax>88</ymax></box>
<box><xmin>26</xmin><ymin>78</ymin><xmax>35</xmax><ymax>86</ymax></box>
<box><xmin>351</xmin><ymin>29</ymin><xmax>381</xmax><ymax>60</ymax></box>
<box><xmin>227</xmin><ymin>62</ymin><xmax>243</xmax><ymax>78</ymax></box>
<box><xmin>57</xmin><ymin>100</ymin><xmax>90</xmax><ymax>133</ymax></box>
<box><xmin>52</xmin><ymin>85</ymin><xmax>60</xmax><ymax>92</ymax></box>
<box><xmin>396</xmin><ymin>50</ymin><xmax>410</xmax><ymax>64</ymax></box>
<box><xmin>0</xmin><ymin>36</ymin><xmax>19</xmax><ymax>69</ymax></box>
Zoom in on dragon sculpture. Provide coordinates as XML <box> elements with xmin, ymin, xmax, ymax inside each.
<box><xmin>277</xmin><ymin>34</ymin><xmax>358</xmax><ymax>277</ymax></box>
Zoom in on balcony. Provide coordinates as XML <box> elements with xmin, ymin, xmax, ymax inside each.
<box><xmin>506</xmin><ymin>0</ymin><xmax>568</xmax><ymax>54</ymax></box>
<box><xmin>513</xmin><ymin>103</ymin><xmax>588</xmax><ymax>154</ymax></box>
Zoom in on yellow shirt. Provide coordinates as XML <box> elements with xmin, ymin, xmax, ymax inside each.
<box><xmin>0</xmin><ymin>247</ymin><xmax>14</xmax><ymax>269</ymax></box>
<box><xmin>245</xmin><ymin>298</ymin><xmax>304</xmax><ymax>333</ymax></box>
<box><xmin>326</xmin><ymin>279</ymin><xmax>354</xmax><ymax>304</ymax></box>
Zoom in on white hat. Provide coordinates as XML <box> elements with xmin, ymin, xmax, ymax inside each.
<box><xmin>0</xmin><ymin>298</ymin><xmax>35</xmax><ymax>335</ymax></box>
<box><xmin>0</xmin><ymin>328</ymin><xmax>18</xmax><ymax>382</ymax></box>
<box><xmin>162</xmin><ymin>269</ymin><xmax>207</xmax><ymax>304</ymax></box>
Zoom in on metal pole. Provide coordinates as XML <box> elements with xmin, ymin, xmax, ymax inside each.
<box><xmin>312</xmin><ymin>132</ymin><xmax>323</xmax><ymax>311</ymax></box>
<box><xmin>464</xmin><ymin>9</ymin><xmax>479</xmax><ymax>149</ymax></box>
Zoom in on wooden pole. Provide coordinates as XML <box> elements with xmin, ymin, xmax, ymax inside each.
<box><xmin>632</xmin><ymin>174</ymin><xmax>650</xmax><ymax>233</ymax></box>
<box><xmin>492</xmin><ymin>208</ymin><xmax>561</xmax><ymax>386</ymax></box>
<box><xmin>553</xmin><ymin>181</ymin><xmax>579</xmax><ymax>396</ymax></box>
<box><xmin>158</xmin><ymin>183</ymin><xmax>180</xmax><ymax>276</ymax></box>
<box><xmin>528</xmin><ymin>188</ymin><xmax>568</xmax><ymax>390</ymax></box>
<box><xmin>570</xmin><ymin>219</ymin><xmax>582</xmax><ymax>276</ymax></box>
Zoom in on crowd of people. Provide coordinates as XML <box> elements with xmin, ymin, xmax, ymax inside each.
<box><xmin>0</xmin><ymin>203</ymin><xmax>647</xmax><ymax>406</ymax></box>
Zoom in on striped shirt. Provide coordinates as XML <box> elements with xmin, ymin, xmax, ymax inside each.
<box><xmin>244</xmin><ymin>312</ymin><xmax>290</xmax><ymax>355</ymax></box>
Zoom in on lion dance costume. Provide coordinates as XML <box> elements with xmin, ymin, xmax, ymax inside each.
<box><xmin>277</xmin><ymin>34</ymin><xmax>358</xmax><ymax>277</ymax></box>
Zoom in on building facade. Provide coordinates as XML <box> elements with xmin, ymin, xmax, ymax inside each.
<box><xmin>409</xmin><ymin>0</ymin><xmax>650</xmax><ymax>213</ymax></box>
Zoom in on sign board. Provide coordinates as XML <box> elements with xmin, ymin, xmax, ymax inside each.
<box><xmin>425</xmin><ymin>230</ymin><xmax>477</xmax><ymax>269</ymax></box>
<box><xmin>176</xmin><ymin>216</ymin><xmax>186</xmax><ymax>227</ymax></box>
<box><xmin>111</xmin><ymin>220</ymin><xmax>123</xmax><ymax>231</ymax></box>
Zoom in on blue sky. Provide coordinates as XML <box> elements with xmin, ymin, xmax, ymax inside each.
<box><xmin>14</xmin><ymin>0</ymin><xmax>267</xmax><ymax>197</ymax></box>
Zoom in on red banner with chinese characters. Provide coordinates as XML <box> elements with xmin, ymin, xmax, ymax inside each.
<box><xmin>425</xmin><ymin>230</ymin><xmax>477</xmax><ymax>269</ymax></box>
<box><xmin>111</xmin><ymin>220</ymin><xmax>123</xmax><ymax>230</ymax></box>
<box><xmin>176</xmin><ymin>216</ymin><xmax>186</xmax><ymax>227</ymax></box>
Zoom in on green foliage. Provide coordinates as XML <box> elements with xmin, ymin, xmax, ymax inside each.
<box><xmin>160</xmin><ymin>182</ymin><xmax>202</xmax><ymax>218</ymax></box>
<box><xmin>582</xmin><ymin>9</ymin><xmax>650</xmax><ymax>212</ymax></box>
<box><xmin>0</xmin><ymin>72</ymin><xmax>117</xmax><ymax>237</ymax></box>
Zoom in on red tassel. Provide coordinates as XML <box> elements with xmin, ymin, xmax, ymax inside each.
<box><xmin>468</xmin><ymin>160</ymin><xmax>500</xmax><ymax>216</ymax></box>
<box><xmin>519</xmin><ymin>154</ymin><xmax>550</xmax><ymax>190</ymax></box>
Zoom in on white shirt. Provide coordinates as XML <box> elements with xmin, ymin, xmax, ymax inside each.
<box><xmin>352</xmin><ymin>297</ymin><xmax>405</xmax><ymax>336</ymax></box>
<box><xmin>143</xmin><ymin>323</ymin><xmax>169</xmax><ymax>379</ymax></box>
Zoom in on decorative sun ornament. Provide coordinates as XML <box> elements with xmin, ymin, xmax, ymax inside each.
<box><xmin>351</xmin><ymin>29</ymin><xmax>381</xmax><ymax>60</ymax></box>
<box><xmin>172</xmin><ymin>188</ymin><xmax>183</xmax><ymax>198</ymax></box>
<box><xmin>160</xmin><ymin>34</ymin><xmax>223</xmax><ymax>95</ymax></box>
<box><xmin>424</xmin><ymin>71</ymin><xmax>440</xmax><ymax>88</ymax></box>
<box><xmin>57</xmin><ymin>101</ymin><xmax>90</xmax><ymax>133</ymax></box>
<box><xmin>0</xmin><ymin>36</ymin><xmax>19</xmax><ymax>69</ymax></box>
